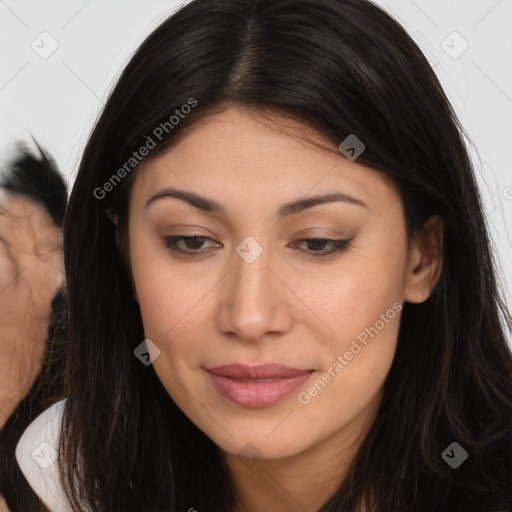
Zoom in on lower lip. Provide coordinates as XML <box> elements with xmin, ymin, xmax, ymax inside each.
<box><xmin>207</xmin><ymin>370</ymin><xmax>313</xmax><ymax>408</ymax></box>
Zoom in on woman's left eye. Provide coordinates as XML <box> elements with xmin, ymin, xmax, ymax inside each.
<box><xmin>290</xmin><ymin>238</ymin><xmax>352</xmax><ymax>256</ymax></box>
<box><xmin>162</xmin><ymin>235</ymin><xmax>351</xmax><ymax>257</ymax></box>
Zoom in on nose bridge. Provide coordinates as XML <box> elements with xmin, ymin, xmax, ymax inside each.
<box><xmin>220</xmin><ymin>235</ymin><xmax>290</xmax><ymax>340</ymax></box>
<box><xmin>232</xmin><ymin>235</ymin><xmax>275</xmax><ymax>308</ymax></box>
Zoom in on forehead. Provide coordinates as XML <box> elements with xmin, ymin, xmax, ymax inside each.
<box><xmin>131</xmin><ymin>107</ymin><xmax>400</xmax><ymax>214</ymax></box>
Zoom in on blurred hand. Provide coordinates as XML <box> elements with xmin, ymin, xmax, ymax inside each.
<box><xmin>0</xmin><ymin>495</ymin><xmax>10</xmax><ymax>512</ymax></box>
<box><xmin>0</xmin><ymin>193</ymin><xmax>63</xmax><ymax>427</ymax></box>
<box><xmin>0</xmin><ymin>494</ymin><xmax>10</xmax><ymax>512</ymax></box>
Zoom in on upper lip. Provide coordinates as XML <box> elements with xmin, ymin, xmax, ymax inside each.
<box><xmin>206</xmin><ymin>363</ymin><xmax>313</xmax><ymax>379</ymax></box>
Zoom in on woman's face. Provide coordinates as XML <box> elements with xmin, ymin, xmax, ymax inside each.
<box><xmin>127</xmin><ymin>106</ymin><xmax>435</xmax><ymax>463</ymax></box>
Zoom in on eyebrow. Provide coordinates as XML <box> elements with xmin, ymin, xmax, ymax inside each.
<box><xmin>144</xmin><ymin>187</ymin><xmax>368</xmax><ymax>218</ymax></box>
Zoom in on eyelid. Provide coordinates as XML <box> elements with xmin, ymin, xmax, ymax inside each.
<box><xmin>291</xmin><ymin>237</ymin><xmax>352</xmax><ymax>256</ymax></box>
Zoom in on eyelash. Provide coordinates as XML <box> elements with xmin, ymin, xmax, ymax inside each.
<box><xmin>162</xmin><ymin>235</ymin><xmax>352</xmax><ymax>257</ymax></box>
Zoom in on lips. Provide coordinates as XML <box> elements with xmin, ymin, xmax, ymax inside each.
<box><xmin>206</xmin><ymin>364</ymin><xmax>314</xmax><ymax>407</ymax></box>
<box><xmin>207</xmin><ymin>363</ymin><xmax>312</xmax><ymax>380</ymax></box>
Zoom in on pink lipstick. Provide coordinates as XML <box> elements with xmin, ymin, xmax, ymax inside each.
<box><xmin>206</xmin><ymin>363</ymin><xmax>313</xmax><ymax>408</ymax></box>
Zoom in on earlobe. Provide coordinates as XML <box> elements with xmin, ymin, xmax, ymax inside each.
<box><xmin>403</xmin><ymin>215</ymin><xmax>444</xmax><ymax>304</ymax></box>
<box><xmin>110</xmin><ymin>216</ymin><xmax>137</xmax><ymax>303</ymax></box>
<box><xmin>106</xmin><ymin>207</ymin><xmax>119</xmax><ymax>227</ymax></box>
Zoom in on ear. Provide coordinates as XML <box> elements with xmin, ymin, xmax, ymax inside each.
<box><xmin>122</xmin><ymin>239</ymin><xmax>138</xmax><ymax>304</ymax></box>
<box><xmin>106</xmin><ymin>207</ymin><xmax>119</xmax><ymax>227</ymax></box>
<box><xmin>106</xmin><ymin>208</ymin><xmax>137</xmax><ymax>302</ymax></box>
<box><xmin>403</xmin><ymin>215</ymin><xmax>444</xmax><ymax>304</ymax></box>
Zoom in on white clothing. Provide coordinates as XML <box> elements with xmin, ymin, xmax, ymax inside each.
<box><xmin>15</xmin><ymin>399</ymin><xmax>72</xmax><ymax>512</ymax></box>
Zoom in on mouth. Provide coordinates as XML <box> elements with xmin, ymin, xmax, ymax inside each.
<box><xmin>206</xmin><ymin>363</ymin><xmax>314</xmax><ymax>408</ymax></box>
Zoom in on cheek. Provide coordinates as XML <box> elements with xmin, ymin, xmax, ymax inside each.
<box><xmin>135</xmin><ymin>274</ymin><xmax>204</xmax><ymax>349</ymax></box>
<box><xmin>129</xmin><ymin>247</ymin><xmax>213</xmax><ymax>382</ymax></box>
<box><xmin>295</xmin><ymin>283</ymin><xmax>401</xmax><ymax>435</ymax></box>
<box><xmin>299</xmin><ymin>236</ymin><xmax>406</xmax><ymax>390</ymax></box>
<box><xmin>129</xmin><ymin>231</ymin><xmax>192</xmax><ymax>336</ymax></box>
<box><xmin>318</xmin><ymin>277</ymin><xmax>401</xmax><ymax>384</ymax></box>
<box><xmin>300</xmin><ymin>252</ymin><xmax>405</xmax><ymax>340</ymax></box>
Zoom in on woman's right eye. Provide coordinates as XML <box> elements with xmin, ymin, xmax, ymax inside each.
<box><xmin>163</xmin><ymin>235</ymin><xmax>221</xmax><ymax>255</ymax></box>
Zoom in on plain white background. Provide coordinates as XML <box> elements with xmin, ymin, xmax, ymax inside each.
<box><xmin>0</xmin><ymin>0</ymin><xmax>511</xmax><ymax>331</ymax></box>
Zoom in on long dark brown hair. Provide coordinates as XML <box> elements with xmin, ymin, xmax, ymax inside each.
<box><xmin>57</xmin><ymin>0</ymin><xmax>512</xmax><ymax>510</ymax></box>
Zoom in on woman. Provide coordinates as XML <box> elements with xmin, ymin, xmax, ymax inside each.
<box><xmin>14</xmin><ymin>0</ymin><xmax>512</xmax><ymax>510</ymax></box>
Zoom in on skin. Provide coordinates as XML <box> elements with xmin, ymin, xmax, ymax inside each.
<box><xmin>123</xmin><ymin>106</ymin><xmax>443</xmax><ymax>512</ymax></box>
<box><xmin>0</xmin><ymin>193</ymin><xmax>63</xmax><ymax>429</ymax></box>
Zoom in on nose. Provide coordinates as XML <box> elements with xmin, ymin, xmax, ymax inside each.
<box><xmin>217</xmin><ymin>239</ymin><xmax>293</xmax><ymax>343</ymax></box>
